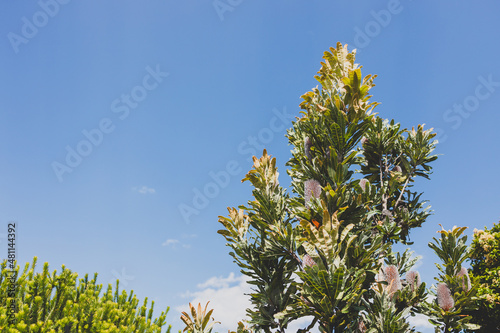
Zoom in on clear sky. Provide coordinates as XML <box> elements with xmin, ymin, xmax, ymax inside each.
<box><xmin>1</xmin><ymin>1</ymin><xmax>500</xmax><ymax>332</ymax></box>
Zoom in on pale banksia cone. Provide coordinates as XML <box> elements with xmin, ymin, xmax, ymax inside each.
<box><xmin>304</xmin><ymin>179</ymin><xmax>321</xmax><ymax>208</ymax></box>
<box><xmin>437</xmin><ymin>283</ymin><xmax>454</xmax><ymax>311</ymax></box>
<box><xmin>358</xmin><ymin>319</ymin><xmax>366</xmax><ymax>333</ymax></box>
<box><xmin>406</xmin><ymin>271</ymin><xmax>421</xmax><ymax>292</ymax></box>
<box><xmin>302</xmin><ymin>254</ymin><xmax>316</xmax><ymax>268</ymax></box>
<box><xmin>457</xmin><ymin>267</ymin><xmax>472</xmax><ymax>292</ymax></box>
<box><xmin>384</xmin><ymin>265</ymin><xmax>402</xmax><ymax>296</ymax></box>
<box><xmin>359</xmin><ymin>178</ymin><xmax>368</xmax><ymax>192</ymax></box>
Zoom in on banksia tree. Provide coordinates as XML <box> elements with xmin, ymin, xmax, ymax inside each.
<box><xmin>0</xmin><ymin>257</ymin><xmax>172</xmax><ymax>332</ymax></box>
<box><xmin>215</xmin><ymin>43</ymin><xmax>438</xmax><ymax>332</ymax></box>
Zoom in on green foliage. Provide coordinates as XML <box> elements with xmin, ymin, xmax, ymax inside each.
<box><xmin>288</xmin><ymin>44</ymin><xmax>437</xmax><ymax>246</ymax></box>
<box><xmin>228</xmin><ymin>321</ymin><xmax>252</xmax><ymax>333</ymax></box>
<box><xmin>382</xmin><ymin>250</ymin><xmax>428</xmax><ymax>319</ymax></box>
<box><xmin>466</xmin><ymin>222</ymin><xmax>500</xmax><ymax>332</ymax></box>
<box><xmin>276</xmin><ymin>210</ymin><xmax>386</xmax><ymax>333</ymax></box>
<box><xmin>0</xmin><ymin>257</ymin><xmax>172</xmax><ymax>333</ymax></box>
<box><xmin>214</xmin><ymin>43</ymin><xmax>441</xmax><ymax>333</ymax></box>
<box><xmin>357</xmin><ymin>119</ymin><xmax>437</xmax><ymax>243</ymax></box>
<box><xmin>360</xmin><ymin>290</ymin><xmax>413</xmax><ymax>333</ymax></box>
<box><xmin>424</xmin><ymin>226</ymin><xmax>480</xmax><ymax>332</ymax></box>
<box><xmin>219</xmin><ymin>150</ymin><xmax>298</xmax><ymax>332</ymax></box>
<box><xmin>429</xmin><ymin>226</ymin><xmax>470</xmax><ymax>279</ymax></box>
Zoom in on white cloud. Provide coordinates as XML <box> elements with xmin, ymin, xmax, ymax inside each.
<box><xmin>177</xmin><ymin>274</ymin><xmax>319</xmax><ymax>332</ymax></box>
<box><xmin>182</xmin><ymin>233</ymin><xmax>198</xmax><ymax>239</ymax></box>
<box><xmin>133</xmin><ymin>186</ymin><xmax>156</xmax><ymax>194</ymax></box>
<box><xmin>161</xmin><ymin>238</ymin><xmax>191</xmax><ymax>249</ymax></box>
<box><xmin>409</xmin><ymin>313</ymin><xmax>434</xmax><ymax>331</ymax></box>
<box><xmin>196</xmin><ymin>272</ymin><xmax>240</xmax><ymax>289</ymax></box>
<box><xmin>162</xmin><ymin>239</ymin><xmax>179</xmax><ymax>247</ymax></box>
<box><xmin>176</xmin><ymin>273</ymin><xmax>252</xmax><ymax>332</ymax></box>
<box><xmin>407</xmin><ymin>295</ymin><xmax>436</xmax><ymax>332</ymax></box>
<box><xmin>411</xmin><ymin>253</ymin><xmax>424</xmax><ymax>271</ymax></box>
<box><xmin>286</xmin><ymin>316</ymin><xmax>319</xmax><ymax>332</ymax></box>
<box><xmin>176</xmin><ymin>273</ymin><xmax>434</xmax><ymax>333</ymax></box>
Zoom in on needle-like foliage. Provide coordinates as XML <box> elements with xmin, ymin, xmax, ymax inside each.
<box><xmin>0</xmin><ymin>257</ymin><xmax>172</xmax><ymax>332</ymax></box>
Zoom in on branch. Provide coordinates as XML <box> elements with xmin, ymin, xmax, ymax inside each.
<box><xmin>394</xmin><ymin>175</ymin><xmax>411</xmax><ymax>210</ymax></box>
<box><xmin>291</xmin><ymin>251</ymin><xmax>305</xmax><ymax>273</ymax></box>
<box><xmin>394</xmin><ymin>167</ymin><xmax>415</xmax><ymax>210</ymax></box>
<box><xmin>380</xmin><ymin>157</ymin><xmax>388</xmax><ymax>211</ymax></box>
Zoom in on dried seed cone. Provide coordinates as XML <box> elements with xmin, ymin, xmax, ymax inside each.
<box><xmin>437</xmin><ymin>283</ymin><xmax>454</xmax><ymax>311</ymax></box>
<box><xmin>304</xmin><ymin>137</ymin><xmax>313</xmax><ymax>160</ymax></box>
<box><xmin>300</xmin><ymin>296</ymin><xmax>313</xmax><ymax>307</ymax></box>
<box><xmin>392</xmin><ymin>165</ymin><xmax>402</xmax><ymax>173</ymax></box>
<box><xmin>382</xmin><ymin>209</ymin><xmax>393</xmax><ymax>218</ymax></box>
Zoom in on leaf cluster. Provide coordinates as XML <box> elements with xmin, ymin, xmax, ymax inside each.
<box><xmin>218</xmin><ymin>151</ymin><xmax>298</xmax><ymax>332</ymax></box>
<box><xmin>180</xmin><ymin>302</ymin><xmax>219</xmax><ymax>333</ymax></box>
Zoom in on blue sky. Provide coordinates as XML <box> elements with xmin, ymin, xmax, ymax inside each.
<box><xmin>1</xmin><ymin>1</ymin><xmax>500</xmax><ymax>332</ymax></box>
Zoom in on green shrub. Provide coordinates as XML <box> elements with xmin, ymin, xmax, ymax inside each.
<box><xmin>466</xmin><ymin>222</ymin><xmax>500</xmax><ymax>332</ymax></box>
<box><xmin>1</xmin><ymin>257</ymin><xmax>172</xmax><ymax>333</ymax></box>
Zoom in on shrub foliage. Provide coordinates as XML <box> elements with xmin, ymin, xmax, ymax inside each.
<box><xmin>467</xmin><ymin>222</ymin><xmax>500</xmax><ymax>332</ymax></box>
<box><xmin>1</xmin><ymin>257</ymin><xmax>172</xmax><ymax>333</ymax></box>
